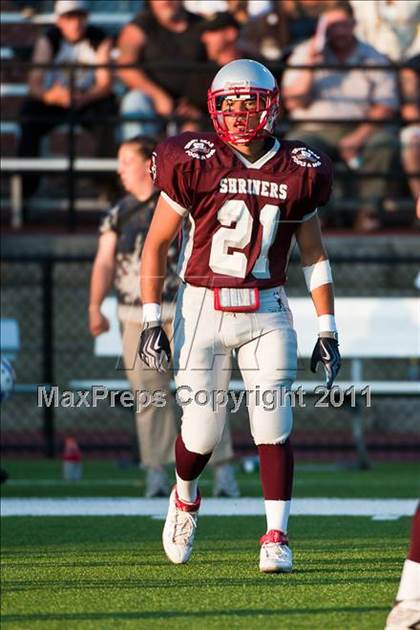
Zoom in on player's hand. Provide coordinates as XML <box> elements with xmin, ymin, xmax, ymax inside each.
<box><xmin>310</xmin><ymin>335</ymin><xmax>341</xmax><ymax>389</ymax></box>
<box><xmin>89</xmin><ymin>308</ymin><xmax>110</xmax><ymax>337</ymax></box>
<box><xmin>138</xmin><ymin>323</ymin><xmax>171</xmax><ymax>373</ymax></box>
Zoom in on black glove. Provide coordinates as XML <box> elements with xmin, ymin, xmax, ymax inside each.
<box><xmin>138</xmin><ymin>323</ymin><xmax>171</xmax><ymax>373</ymax></box>
<box><xmin>310</xmin><ymin>334</ymin><xmax>341</xmax><ymax>389</ymax></box>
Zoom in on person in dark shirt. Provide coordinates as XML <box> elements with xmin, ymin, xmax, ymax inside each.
<box><xmin>186</xmin><ymin>12</ymin><xmax>244</xmax><ymax>123</ymax></box>
<box><xmin>89</xmin><ymin>135</ymin><xmax>177</xmax><ymax>497</ymax></box>
<box><xmin>240</xmin><ymin>0</ymin><xmax>327</xmax><ymax>63</ymax></box>
<box><xmin>117</xmin><ymin>0</ymin><xmax>205</xmax><ymax>138</ymax></box>
<box><xmin>18</xmin><ymin>0</ymin><xmax>117</xmax><ymax>199</ymax></box>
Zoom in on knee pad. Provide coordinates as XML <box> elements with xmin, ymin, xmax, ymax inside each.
<box><xmin>181</xmin><ymin>410</ymin><xmax>226</xmax><ymax>455</ymax></box>
<box><xmin>251</xmin><ymin>399</ymin><xmax>293</xmax><ymax>446</ymax></box>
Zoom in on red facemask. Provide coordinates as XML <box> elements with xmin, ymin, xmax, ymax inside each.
<box><xmin>207</xmin><ymin>86</ymin><xmax>279</xmax><ymax>144</ymax></box>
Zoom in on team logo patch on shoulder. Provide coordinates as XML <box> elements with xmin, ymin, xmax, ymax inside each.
<box><xmin>291</xmin><ymin>147</ymin><xmax>321</xmax><ymax>168</ymax></box>
<box><xmin>184</xmin><ymin>138</ymin><xmax>216</xmax><ymax>160</ymax></box>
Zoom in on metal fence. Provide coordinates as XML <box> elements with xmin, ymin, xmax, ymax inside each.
<box><xmin>1</xmin><ymin>253</ymin><xmax>419</xmax><ymax>461</ymax></box>
<box><xmin>1</xmin><ymin>59</ymin><xmax>418</xmax><ymax>229</ymax></box>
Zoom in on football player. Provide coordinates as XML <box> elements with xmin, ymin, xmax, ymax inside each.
<box><xmin>385</xmin><ymin>504</ymin><xmax>420</xmax><ymax>630</ymax></box>
<box><xmin>139</xmin><ymin>59</ymin><xmax>341</xmax><ymax>572</ymax></box>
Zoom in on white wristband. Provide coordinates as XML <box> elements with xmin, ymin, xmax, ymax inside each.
<box><xmin>318</xmin><ymin>314</ymin><xmax>337</xmax><ymax>333</ymax></box>
<box><xmin>303</xmin><ymin>259</ymin><xmax>333</xmax><ymax>292</ymax></box>
<box><xmin>142</xmin><ymin>303</ymin><xmax>161</xmax><ymax>323</ymax></box>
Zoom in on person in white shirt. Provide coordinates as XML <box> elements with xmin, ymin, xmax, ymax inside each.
<box><xmin>282</xmin><ymin>1</ymin><xmax>399</xmax><ymax>231</ymax></box>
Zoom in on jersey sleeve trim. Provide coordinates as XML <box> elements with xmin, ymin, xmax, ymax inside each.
<box><xmin>301</xmin><ymin>208</ymin><xmax>318</xmax><ymax>222</ymax></box>
<box><xmin>161</xmin><ymin>191</ymin><xmax>188</xmax><ymax>217</ymax></box>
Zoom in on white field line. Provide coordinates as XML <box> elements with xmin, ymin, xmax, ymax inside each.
<box><xmin>6</xmin><ymin>479</ymin><xmax>144</xmax><ymax>486</ymax></box>
<box><xmin>6</xmin><ymin>477</ymin><xmax>412</xmax><ymax>487</ymax></box>
<box><xmin>0</xmin><ymin>498</ymin><xmax>416</xmax><ymax>517</ymax></box>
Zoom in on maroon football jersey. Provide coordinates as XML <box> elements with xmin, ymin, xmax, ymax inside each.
<box><xmin>151</xmin><ymin>131</ymin><xmax>333</xmax><ymax>289</ymax></box>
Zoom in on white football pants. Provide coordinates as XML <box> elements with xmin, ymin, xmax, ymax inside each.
<box><xmin>172</xmin><ymin>283</ymin><xmax>297</xmax><ymax>454</ymax></box>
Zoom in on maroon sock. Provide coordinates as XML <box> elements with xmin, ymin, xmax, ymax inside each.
<box><xmin>257</xmin><ymin>440</ymin><xmax>294</xmax><ymax>501</ymax></box>
<box><xmin>408</xmin><ymin>503</ymin><xmax>420</xmax><ymax>563</ymax></box>
<box><xmin>175</xmin><ymin>434</ymin><xmax>212</xmax><ymax>481</ymax></box>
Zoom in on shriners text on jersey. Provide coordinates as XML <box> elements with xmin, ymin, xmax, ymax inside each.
<box><xmin>152</xmin><ymin>131</ymin><xmax>333</xmax><ymax>289</ymax></box>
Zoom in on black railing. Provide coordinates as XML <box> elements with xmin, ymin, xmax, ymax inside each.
<box><xmin>1</xmin><ymin>60</ymin><xmax>418</xmax><ymax>229</ymax></box>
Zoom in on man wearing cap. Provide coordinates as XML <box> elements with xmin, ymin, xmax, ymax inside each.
<box><xmin>186</xmin><ymin>12</ymin><xmax>245</xmax><ymax>121</ymax></box>
<box><xmin>18</xmin><ymin>0</ymin><xmax>117</xmax><ymax>200</ymax></box>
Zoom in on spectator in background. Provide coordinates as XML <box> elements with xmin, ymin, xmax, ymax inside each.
<box><xmin>89</xmin><ymin>136</ymin><xmax>178</xmax><ymax>497</ymax></box>
<box><xmin>90</xmin><ymin>136</ymin><xmax>240</xmax><ymax>498</ymax></box>
<box><xmin>400</xmin><ymin>55</ymin><xmax>420</xmax><ymax>213</ymax></box>
<box><xmin>18</xmin><ymin>0</ymin><xmax>116</xmax><ymax>199</ymax></box>
<box><xmin>117</xmin><ymin>0</ymin><xmax>205</xmax><ymax>139</ymax></box>
<box><xmin>350</xmin><ymin>1</ymin><xmax>419</xmax><ymax>219</ymax></box>
<box><xmin>282</xmin><ymin>1</ymin><xmax>399</xmax><ymax>231</ymax></box>
<box><xmin>186</xmin><ymin>13</ymin><xmax>244</xmax><ymax>118</ymax></box>
<box><xmin>283</xmin><ymin>0</ymin><xmax>329</xmax><ymax>47</ymax></box>
<box><xmin>239</xmin><ymin>2</ymin><xmax>289</xmax><ymax>62</ymax></box>
<box><xmin>351</xmin><ymin>0</ymin><xmax>420</xmax><ymax>62</ymax></box>
<box><xmin>240</xmin><ymin>0</ymin><xmax>329</xmax><ymax>63</ymax></box>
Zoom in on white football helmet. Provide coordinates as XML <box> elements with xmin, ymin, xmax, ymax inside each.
<box><xmin>208</xmin><ymin>59</ymin><xmax>279</xmax><ymax>145</ymax></box>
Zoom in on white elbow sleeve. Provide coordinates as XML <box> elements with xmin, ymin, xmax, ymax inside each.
<box><xmin>302</xmin><ymin>259</ymin><xmax>333</xmax><ymax>292</ymax></box>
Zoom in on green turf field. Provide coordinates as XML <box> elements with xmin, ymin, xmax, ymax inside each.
<box><xmin>1</xmin><ymin>460</ymin><xmax>418</xmax><ymax>629</ymax></box>
<box><xmin>1</xmin><ymin>459</ymin><xmax>418</xmax><ymax>498</ymax></box>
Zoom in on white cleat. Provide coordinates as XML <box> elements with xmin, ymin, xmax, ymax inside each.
<box><xmin>162</xmin><ymin>486</ymin><xmax>201</xmax><ymax>564</ymax></box>
<box><xmin>384</xmin><ymin>599</ymin><xmax>420</xmax><ymax>630</ymax></box>
<box><xmin>259</xmin><ymin>529</ymin><xmax>293</xmax><ymax>573</ymax></box>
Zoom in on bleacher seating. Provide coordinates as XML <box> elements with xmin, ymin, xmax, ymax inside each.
<box><xmin>0</xmin><ymin>4</ymin><xmax>417</xmax><ymax>229</ymax></box>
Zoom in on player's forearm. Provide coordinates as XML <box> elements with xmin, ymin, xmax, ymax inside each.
<box><xmin>140</xmin><ymin>241</ymin><xmax>169</xmax><ymax>318</ymax></box>
<box><xmin>310</xmin><ymin>281</ymin><xmax>334</xmax><ymax>315</ymax></box>
<box><xmin>89</xmin><ymin>260</ymin><xmax>115</xmax><ymax>310</ymax></box>
<box><xmin>302</xmin><ymin>259</ymin><xmax>337</xmax><ymax>334</ymax></box>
